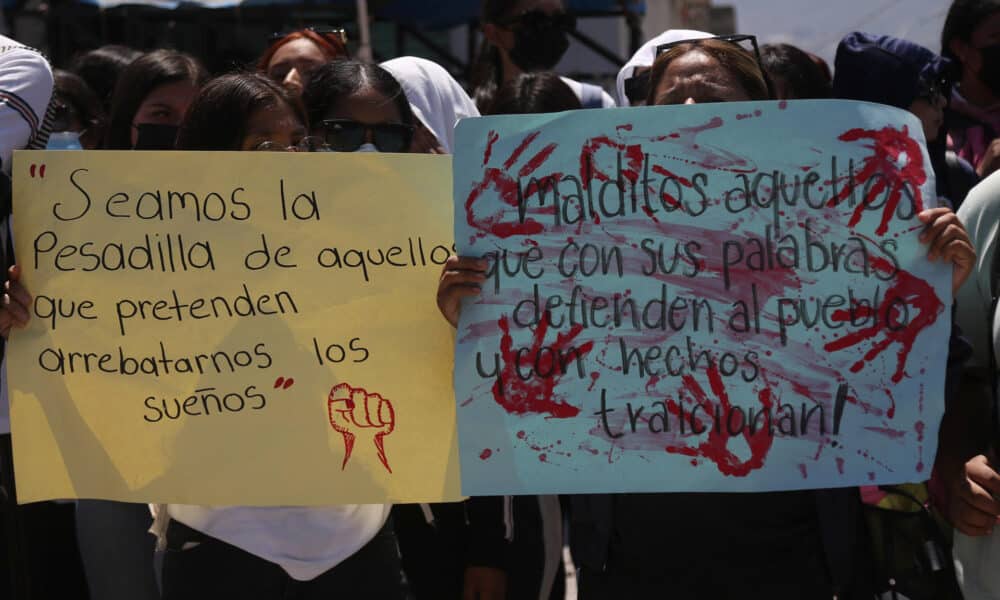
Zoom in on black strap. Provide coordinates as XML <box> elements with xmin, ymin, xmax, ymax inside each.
<box><xmin>1</xmin><ymin>435</ymin><xmax>30</xmax><ymax>599</ymax></box>
<box><xmin>990</xmin><ymin>235</ymin><xmax>1000</xmax><ymax>442</ymax></box>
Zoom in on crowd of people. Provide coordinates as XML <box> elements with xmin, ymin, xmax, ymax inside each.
<box><xmin>0</xmin><ymin>0</ymin><xmax>1000</xmax><ymax>598</ymax></box>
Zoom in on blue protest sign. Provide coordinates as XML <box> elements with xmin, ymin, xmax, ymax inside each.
<box><xmin>453</xmin><ymin>100</ymin><xmax>951</xmax><ymax>495</ymax></box>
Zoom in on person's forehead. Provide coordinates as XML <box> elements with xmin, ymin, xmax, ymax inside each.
<box><xmin>270</xmin><ymin>38</ymin><xmax>325</xmax><ymax>65</ymax></box>
<box><xmin>142</xmin><ymin>81</ymin><xmax>196</xmax><ymax>106</ymax></box>
<box><xmin>247</xmin><ymin>105</ymin><xmax>301</xmax><ymax>133</ymax></box>
<box><xmin>654</xmin><ymin>50</ymin><xmax>747</xmax><ymax>103</ymax></box>
<box><xmin>666</xmin><ymin>50</ymin><xmax>722</xmax><ymax>76</ymax></box>
<box><xmin>324</xmin><ymin>87</ymin><xmax>402</xmax><ymax>121</ymax></box>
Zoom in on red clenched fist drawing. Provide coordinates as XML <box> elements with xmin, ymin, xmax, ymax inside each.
<box><xmin>328</xmin><ymin>383</ymin><xmax>396</xmax><ymax>474</ymax></box>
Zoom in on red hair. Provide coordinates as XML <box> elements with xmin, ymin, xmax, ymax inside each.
<box><xmin>256</xmin><ymin>29</ymin><xmax>349</xmax><ymax>71</ymax></box>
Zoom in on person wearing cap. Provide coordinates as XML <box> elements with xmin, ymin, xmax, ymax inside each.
<box><xmin>832</xmin><ymin>31</ymin><xmax>974</xmax><ymax>209</ymax></box>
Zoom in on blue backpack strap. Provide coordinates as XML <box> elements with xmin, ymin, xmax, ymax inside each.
<box><xmin>579</xmin><ymin>82</ymin><xmax>605</xmax><ymax>109</ymax></box>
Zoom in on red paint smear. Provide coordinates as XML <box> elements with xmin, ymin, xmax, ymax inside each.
<box><xmin>616</xmin><ymin>123</ymin><xmax>633</xmax><ymax>132</ymax></box>
<box><xmin>517</xmin><ymin>430</ymin><xmax>526</xmax><ymax>439</ymax></box>
<box><xmin>863</xmin><ymin>426</ymin><xmax>906</xmax><ymax>440</ymax></box>
<box><xmin>587</xmin><ymin>371</ymin><xmax>600</xmax><ymax>391</ymax></box>
<box><xmin>778</xmin><ymin>100</ymin><xmax>788</xmax><ymax>110</ymax></box>
<box><xmin>518</xmin><ymin>143</ymin><xmax>558</xmax><ymax>178</ymax></box>
<box><xmin>466</xmin><ymin>131</ymin><xmax>557</xmax><ymax>239</ymax></box>
<box><xmin>655</xmin><ymin>116</ymin><xmax>756</xmax><ymax>173</ymax></box>
<box><xmin>663</xmin><ymin>364</ymin><xmax>774</xmax><ymax>477</ymax></box>
<box><xmin>538</xmin><ymin>453</ymin><xmax>548</xmax><ymax>462</ymax></box>
<box><xmin>480</xmin><ymin>448</ymin><xmax>493</xmax><ymax>460</ymax></box>
<box><xmin>836</xmin><ymin>457</ymin><xmax>845</xmax><ymax>474</ymax></box>
<box><xmin>492</xmin><ymin>313</ymin><xmax>593</xmax><ymax>418</ymax></box>
<box><xmin>650</xmin><ymin>164</ymin><xmax>692</xmax><ymax>187</ymax></box>
<box><xmin>825</xmin><ymin>256</ymin><xmax>943</xmax><ymax>383</ymax></box>
<box><xmin>915</xmin><ymin>420</ymin><xmax>925</xmax><ymax>442</ymax></box>
<box><xmin>504</xmin><ymin>131</ymin><xmax>540</xmax><ymax>170</ymax></box>
<box><xmin>826</xmin><ymin>125</ymin><xmax>926</xmax><ymax>236</ymax></box>
<box><xmin>578</xmin><ymin>135</ymin><xmax>645</xmax><ymax>184</ymax></box>
<box><xmin>798</xmin><ymin>464</ymin><xmax>808</xmax><ymax>478</ymax></box>
<box><xmin>483</xmin><ymin>130</ymin><xmax>499</xmax><ymax>166</ymax></box>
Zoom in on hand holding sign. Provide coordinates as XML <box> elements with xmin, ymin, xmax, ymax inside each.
<box><xmin>328</xmin><ymin>383</ymin><xmax>396</xmax><ymax>473</ymax></box>
<box><xmin>916</xmin><ymin>208</ymin><xmax>974</xmax><ymax>294</ymax></box>
<box><xmin>1</xmin><ymin>265</ymin><xmax>30</xmax><ymax>339</ymax></box>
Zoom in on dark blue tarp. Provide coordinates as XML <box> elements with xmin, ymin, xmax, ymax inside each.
<box><xmin>70</xmin><ymin>0</ymin><xmax>644</xmax><ymax>30</ymax></box>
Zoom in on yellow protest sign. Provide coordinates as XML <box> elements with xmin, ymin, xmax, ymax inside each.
<box><xmin>9</xmin><ymin>150</ymin><xmax>461</xmax><ymax>505</ymax></box>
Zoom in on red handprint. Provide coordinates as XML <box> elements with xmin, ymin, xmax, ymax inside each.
<box><xmin>823</xmin><ymin>257</ymin><xmax>944</xmax><ymax>384</ymax></box>
<box><xmin>827</xmin><ymin>126</ymin><xmax>926</xmax><ymax>236</ymax></box>
<box><xmin>664</xmin><ymin>364</ymin><xmax>775</xmax><ymax>477</ymax></box>
<box><xmin>493</xmin><ymin>312</ymin><xmax>594</xmax><ymax>419</ymax></box>
<box><xmin>328</xmin><ymin>383</ymin><xmax>396</xmax><ymax>474</ymax></box>
<box><xmin>466</xmin><ymin>130</ymin><xmax>560</xmax><ymax>240</ymax></box>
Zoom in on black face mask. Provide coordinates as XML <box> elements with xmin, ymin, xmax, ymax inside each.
<box><xmin>506</xmin><ymin>12</ymin><xmax>573</xmax><ymax>71</ymax></box>
<box><xmin>133</xmin><ymin>123</ymin><xmax>180</xmax><ymax>150</ymax></box>
<box><xmin>978</xmin><ymin>43</ymin><xmax>1000</xmax><ymax>97</ymax></box>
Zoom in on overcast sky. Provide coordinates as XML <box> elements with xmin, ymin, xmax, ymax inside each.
<box><xmin>728</xmin><ymin>0</ymin><xmax>950</xmax><ymax>64</ymax></box>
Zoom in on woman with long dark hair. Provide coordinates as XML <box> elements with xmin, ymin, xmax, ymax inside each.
<box><xmin>303</xmin><ymin>60</ymin><xmax>416</xmax><ymax>153</ymax></box>
<box><xmin>470</xmin><ymin>0</ymin><xmax>614</xmax><ymax>114</ymax></box>
<box><xmin>104</xmin><ymin>49</ymin><xmax>208</xmax><ymax>150</ymax></box>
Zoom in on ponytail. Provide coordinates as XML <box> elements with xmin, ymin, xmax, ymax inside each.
<box><xmin>472</xmin><ymin>0</ymin><xmax>519</xmax><ymax>113</ymax></box>
<box><xmin>471</xmin><ymin>40</ymin><xmax>504</xmax><ymax>113</ymax></box>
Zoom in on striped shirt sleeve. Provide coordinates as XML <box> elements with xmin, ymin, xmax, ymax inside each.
<box><xmin>0</xmin><ymin>39</ymin><xmax>53</xmax><ymax>174</ymax></box>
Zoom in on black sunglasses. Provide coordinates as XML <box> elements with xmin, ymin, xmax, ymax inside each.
<box><xmin>917</xmin><ymin>76</ymin><xmax>950</xmax><ymax>105</ymax></box>
<box><xmin>623</xmin><ymin>69</ymin><xmax>651</xmax><ymax>105</ymax></box>
<box><xmin>268</xmin><ymin>27</ymin><xmax>348</xmax><ymax>46</ymax></box>
<box><xmin>319</xmin><ymin>119</ymin><xmax>414</xmax><ymax>153</ymax></box>
<box><xmin>498</xmin><ymin>10</ymin><xmax>576</xmax><ymax>32</ymax></box>
<box><xmin>647</xmin><ymin>34</ymin><xmax>774</xmax><ymax>101</ymax></box>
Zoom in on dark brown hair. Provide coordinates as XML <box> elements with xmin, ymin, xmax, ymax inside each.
<box><xmin>488</xmin><ymin>71</ymin><xmax>581</xmax><ymax>114</ymax></box>
<box><xmin>70</xmin><ymin>45</ymin><xmax>142</xmax><ymax>112</ymax></box>
<box><xmin>470</xmin><ymin>0</ymin><xmax>564</xmax><ymax>112</ymax></box>
<box><xmin>104</xmin><ymin>50</ymin><xmax>208</xmax><ymax>149</ymax></box>
<box><xmin>301</xmin><ymin>59</ymin><xmax>415</xmax><ymax>132</ymax></box>
<box><xmin>942</xmin><ymin>0</ymin><xmax>1000</xmax><ymax>61</ymax></box>
<box><xmin>760</xmin><ymin>43</ymin><xmax>832</xmax><ymax>99</ymax></box>
<box><xmin>176</xmin><ymin>73</ymin><xmax>307</xmax><ymax>151</ymax></box>
<box><xmin>52</xmin><ymin>70</ymin><xmax>107</xmax><ymax>149</ymax></box>
<box><xmin>646</xmin><ymin>38</ymin><xmax>770</xmax><ymax>105</ymax></box>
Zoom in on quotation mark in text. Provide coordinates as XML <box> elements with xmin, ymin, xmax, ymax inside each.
<box><xmin>29</xmin><ymin>164</ymin><xmax>45</xmax><ymax>178</ymax></box>
<box><xmin>273</xmin><ymin>377</ymin><xmax>295</xmax><ymax>390</ymax></box>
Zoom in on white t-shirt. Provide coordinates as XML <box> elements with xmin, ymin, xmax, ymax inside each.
<box><xmin>167</xmin><ymin>503</ymin><xmax>390</xmax><ymax>581</ymax></box>
<box><xmin>0</xmin><ymin>35</ymin><xmax>52</xmax><ymax>435</ymax></box>
<box><xmin>956</xmin><ymin>170</ymin><xmax>1000</xmax><ymax>373</ymax></box>
<box><xmin>560</xmin><ymin>76</ymin><xmax>616</xmax><ymax>109</ymax></box>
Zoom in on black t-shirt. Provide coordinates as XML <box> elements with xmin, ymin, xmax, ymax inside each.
<box><xmin>608</xmin><ymin>491</ymin><xmax>829</xmax><ymax>589</ymax></box>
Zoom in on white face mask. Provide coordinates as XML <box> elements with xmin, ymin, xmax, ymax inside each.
<box><xmin>354</xmin><ymin>143</ymin><xmax>379</xmax><ymax>153</ymax></box>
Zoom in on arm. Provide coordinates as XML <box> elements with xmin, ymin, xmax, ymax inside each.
<box><xmin>938</xmin><ymin>175</ymin><xmax>1000</xmax><ymax>534</ymax></box>
<box><xmin>463</xmin><ymin>496</ymin><xmax>509</xmax><ymax>600</ymax></box>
